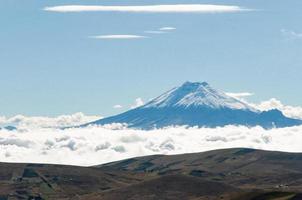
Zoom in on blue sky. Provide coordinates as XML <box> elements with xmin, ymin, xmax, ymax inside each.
<box><xmin>1</xmin><ymin>0</ymin><xmax>302</xmax><ymax>117</ymax></box>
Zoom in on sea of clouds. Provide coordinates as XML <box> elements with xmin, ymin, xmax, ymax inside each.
<box><xmin>0</xmin><ymin>98</ymin><xmax>301</xmax><ymax>166</ymax></box>
<box><xmin>0</xmin><ymin>125</ymin><xmax>302</xmax><ymax>166</ymax></box>
<box><xmin>0</xmin><ymin>112</ymin><xmax>101</xmax><ymax>129</ymax></box>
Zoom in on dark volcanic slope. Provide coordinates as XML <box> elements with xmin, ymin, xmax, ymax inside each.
<box><xmin>1</xmin><ymin>148</ymin><xmax>302</xmax><ymax>200</ymax></box>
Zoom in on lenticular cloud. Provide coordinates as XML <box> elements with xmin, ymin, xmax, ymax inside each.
<box><xmin>0</xmin><ymin>125</ymin><xmax>301</xmax><ymax>166</ymax></box>
<box><xmin>44</xmin><ymin>4</ymin><xmax>249</xmax><ymax>13</ymax></box>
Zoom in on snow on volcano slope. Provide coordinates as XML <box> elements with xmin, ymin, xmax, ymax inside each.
<box><xmin>87</xmin><ymin>82</ymin><xmax>302</xmax><ymax>129</ymax></box>
<box><xmin>143</xmin><ymin>82</ymin><xmax>257</xmax><ymax>111</ymax></box>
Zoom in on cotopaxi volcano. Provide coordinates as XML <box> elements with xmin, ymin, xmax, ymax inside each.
<box><xmin>86</xmin><ymin>82</ymin><xmax>302</xmax><ymax>129</ymax></box>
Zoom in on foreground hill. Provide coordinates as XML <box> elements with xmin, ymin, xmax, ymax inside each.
<box><xmin>0</xmin><ymin>148</ymin><xmax>302</xmax><ymax>199</ymax></box>
<box><xmin>86</xmin><ymin>82</ymin><xmax>302</xmax><ymax>129</ymax></box>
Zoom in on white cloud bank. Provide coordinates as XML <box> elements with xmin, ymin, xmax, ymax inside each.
<box><xmin>90</xmin><ymin>35</ymin><xmax>146</xmax><ymax>39</ymax></box>
<box><xmin>44</xmin><ymin>4</ymin><xmax>250</xmax><ymax>13</ymax></box>
<box><xmin>251</xmin><ymin>98</ymin><xmax>302</xmax><ymax>120</ymax></box>
<box><xmin>281</xmin><ymin>29</ymin><xmax>302</xmax><ymax>39</ymax></box>
<box><xmin>225</xmin><ymin>93</ymin><xmax>302</xmax><ymax>120</ymax></box>
<box><xmin>131</xmin><ymin>98</ymin><xmax>144</xmax><ymax>109</ymax></box>
<box><xmin>0</xmin><ymin>125</ymin><xmax>302</xmax><ymax>166</ymax></box>
<box><xmin>0</xmin><ymin>98</ymin><xmax>301</xmax><ymax>166</ymax></box>
<box><xmin>0</xmin><ymin>113</ymin><xmax>100</xmax><ymax>129</ymax></box>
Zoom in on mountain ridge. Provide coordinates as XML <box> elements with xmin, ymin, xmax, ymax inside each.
<box><xmin>85</xmin><ymin>81</ymin><xmax>302</xmax><ymax>129</ymax></box>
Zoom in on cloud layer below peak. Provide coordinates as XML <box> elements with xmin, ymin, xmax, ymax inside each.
<box><xmin>0</xmin><ymin>98</ymin><xmax>301</xmax><ymax>166</ymax></box>
<box><xmin>44</xmin><ymin>4</ymin><xmax>250</xmax><ymax>13</ymax></box>
<box><xmin>0</xmin><ymin>113</ymin><xmax>101</xmax><ymax>129</ymax></box>
<box><xmin>0</xmin><ymin>125</ymin><xmax>302</xmax><ymax>166</ymax></box>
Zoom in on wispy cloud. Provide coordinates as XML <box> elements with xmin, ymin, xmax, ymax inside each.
<box><xmin>281</xmin><ymin>29</ymin><xmax>302</xmax><ymax>40</ymax></box>
<box><xmin>226</xmin><ymin>92</ymin><xmax>254</xmax><ymax>99</ymax></box>
<box><xmin>44</xmin><ymin>4</ymin><xmax>250</xmax><ymax>13</ymax></box>
<box><xmin>113</xmin><ymin>105</ymin><xmax>123</xmax><ymax>109</ymax></box>
<box><xmin>144</xmin><ymin>30</ymin><xmax>166</xmax><ymax>34</ymax></box>
<box><xmin>144</xmin><ymin>26</ymin><xmax>176</xmax><ymax>35</ymax></box>
<box><xmin>90</xmin><ymin>35</ymin><xmax>146</xmax><ymax>39</ymax></box>
<box><xmin>159</xmin><ymin>27</ymin><xmax>176</xmax><ymax>31</ymax></box>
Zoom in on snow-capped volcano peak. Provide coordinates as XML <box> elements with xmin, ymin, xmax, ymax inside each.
<box><xmin>87</xmin><ymin>81</ymin><xmax>301</xmax><ymax>129</ymax></box>
<box><xmin>143</xmin><ymin>81</ymin><xmax>257</xmax><ymax>111</ymax></box>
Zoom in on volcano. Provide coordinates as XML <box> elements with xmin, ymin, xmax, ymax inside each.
<box><xmin>86</xmin><ymin>82</ymin><xmax>301</xmax><ymax>129</ymax></box>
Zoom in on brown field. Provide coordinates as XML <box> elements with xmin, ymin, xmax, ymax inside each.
<box><xmin>1</xmin><ymin>148</ymin><xmax>302</xmax><ymax>200</ymax></box>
